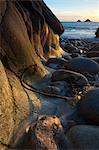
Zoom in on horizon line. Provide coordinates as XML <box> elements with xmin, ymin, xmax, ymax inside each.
<box><xmin>60</xmin><ymin>20</ymin><xmax>99</xmax><ymax>22</ymax></box>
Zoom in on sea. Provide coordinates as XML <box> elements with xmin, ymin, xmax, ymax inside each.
<box><xmin>61</xmin><ymin>22</ymin><xmax>99</xmax><ymax>41</ymax></box>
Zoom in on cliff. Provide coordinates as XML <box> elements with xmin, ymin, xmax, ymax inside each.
<box><xmin>0</xmin><ymin>0</ymin><xmax>65</xmax><ymax>149</ymax></box>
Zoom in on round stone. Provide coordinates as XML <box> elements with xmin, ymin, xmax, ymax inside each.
<box><xmin>68</xmin><ymin>57</ymin><xmax>99</xmax><ymax>75</ymax></box>
<box><xmin>78</xmin><ymin>88</ymin><xmax>99</xmax><ymax>124</ymax></box>
<box><xmin>66</xmin><ymin>125</ymin><xmax>99</xmax><ymax>149</ymax></box>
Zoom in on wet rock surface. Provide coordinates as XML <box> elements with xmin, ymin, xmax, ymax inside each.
<box><xmin>67</xmin><ymin>57</ymin><xmax>99</xmax><ymax>75</ymax></box>
<box><xmin>66</xmin><ymin>125</ymin><xmax>99</xmax><ymax>149</ymax></box>
<box><xmin>78</xmin><ymin>88</ymin><xmax>99</xmax><ymax>124</ymax></box>
<box><xmin>43</xmin><ymin>38</ymin><xmax>99</xmax><ymax>149</ymax></box>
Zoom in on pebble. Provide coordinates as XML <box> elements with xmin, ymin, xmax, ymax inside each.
<box><xmin>78</xmin><ymin>88</ymin><xmax>99</xmax><ymax>124</ymax></box>
<box><xmin>68</xmin><ymin>57</ymin><xmax>99</xmax><ymax>75</ymax></box>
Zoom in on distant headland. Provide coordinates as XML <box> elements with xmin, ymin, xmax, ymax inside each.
<box><xmin>84</xmin><ymin>19</ymin><xmax>91</xmax><ymax>22</ymax></box>
<box><xmin>77</xmin><ymin>19</ymin><xmax>92</xmax><ymax>22</ymax></box>
<box><xmin>77</xmin><ymin>20</ymin><xmax>81</xmax><ymax>22</ymax></box>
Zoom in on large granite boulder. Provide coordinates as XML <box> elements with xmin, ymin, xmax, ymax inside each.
<box><xmin>0</xmin><ymin>0</ymin><xmax>47</xmax><ymax>77</ymax></box>
<box><xmin>0</xmin><ymin>0</ymin><xmax>64</xmax><ymax>77</ymax></box>
<box><xmin>0</xmin><ymin>59</ymin><xmax>72</xmax><ymax>149</ymax></box>
<box><xmin>0</xmin><ymin>61</ymin><xmax>14</xmax><ymax>150</ymax></box>
<box><xmin>0</xmin><ymin>0</ymin><xmax>65</xmax><ymax>149</ymax></box>
<box><xmin>0</xmin><ymin>60</ymin><xmax>42</xmax><ymax>149</ymax></box>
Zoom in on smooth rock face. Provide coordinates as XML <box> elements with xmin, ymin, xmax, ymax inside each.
<box><xmin>0</xmin><ymin>62</ymin><xmax>41</xmax><ymax>149</ymax></box>
<box><xmin>0</xmin><ymin>61</ymin><xmax>14</xmax><ymax>150</ymax></box>
<box><xmin>0</xmin><ymin>0</ymin><xmax>64</xmax><ymax>77</ymax></box>
<box><xmin>66</xmin><ymin>125</ymin><xmax>99</xmax><ymax>149</ymax></box>
<box><xmin>68</xmin><ymin>57</ymin><xmax>99</xmax><ymax>75</ymax></box>
<box><xmin>0</xmin><ymin>62</ymin><xmax>73</xmax><ymax>149</ymax></box>
<box><xmin>78</xmin><ymin>88</ymin><xmax>99</xmax><ymax>124</ymax></box>
<box><xmin>6</xmin><ymin>69</ymin><xmax>37</xmax><ymax>128</ymax></box>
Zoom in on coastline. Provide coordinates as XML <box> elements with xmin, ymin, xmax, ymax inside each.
<box><xmin>61</xmin><ymin>21</ymin><xmax>99</xmax><ymax>40</ymax></box>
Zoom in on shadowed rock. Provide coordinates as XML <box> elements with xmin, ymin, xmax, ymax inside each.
<box><xmin>66</xmin><ymin>125</ymin><xmax>99</xmax><ymax>149</ymax></box>
<box><xmin>95</xmin><ymin>28</ymin><xmax>99</xmax><ymax>37</ymax></box>
<box><xmin>78</xmin><ymin>88</ymin><xmax>99</xmax><ymax>124</ymax></box>
<box><xmin>67</xmin><ymin>57</ymin><xmax>99</xmax><ymax>75</ymax></box>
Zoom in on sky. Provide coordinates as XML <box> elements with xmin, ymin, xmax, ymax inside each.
<box><xmin>44</xmin><ymin>0</ymin><xmax>99</xmax><ymax>22</ymax></box>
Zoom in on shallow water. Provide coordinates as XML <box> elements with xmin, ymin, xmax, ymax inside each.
<box><xmin>61</xmin><ymin>22</ymin><xmax>99</xmax><ymax>40</ymax></box>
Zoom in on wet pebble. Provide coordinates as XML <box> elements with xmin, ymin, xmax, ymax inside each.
<box><xmin>66</xmin><ymin>125</ymin><xmax>99</xmax><ymax>149</ymax></box>
<box><xmin>78</xmin><ymin>88</ymin><xmax>99</xmax><ymax>124</ymax></box>
<box><xmin>64</xmin><ymin>44</ymin><xmax>80</xmax><ymax>53</ymax></box>
<box><xmin>68</xmin><ymin>57</ymin><xmax>99</xmax><ymax>75</ymax></box>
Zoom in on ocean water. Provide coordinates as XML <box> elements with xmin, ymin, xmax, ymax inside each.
<box><xmin>61</xmin><ymin>22</ymin><xmax>99</xmax><ymax>40</ymax></box>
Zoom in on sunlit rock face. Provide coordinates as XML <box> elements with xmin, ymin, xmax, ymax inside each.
<box><xmin>0</xmin><ymin>0</ymin><xmax>64</xmax><ymax>149</ymax></box>
<box><xmin>0</xmin><ymin>0</ymin><xmax>64</xmax><ymax>76</ymax></box>
<box><xmin>44</xmin><ymin>27</ymin><xmax>64</xmax><ymax>58</ymax></box>
<box><xmin>0</xmin><ymin>61</ymin><xmax>14</xmax><ymax>150</ymax></box>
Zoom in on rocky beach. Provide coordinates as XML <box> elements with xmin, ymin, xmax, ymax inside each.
<box><xmin>0</xmin><ymin>0</ymin><xmax>99</xmax><ymax>149</ymax></box>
